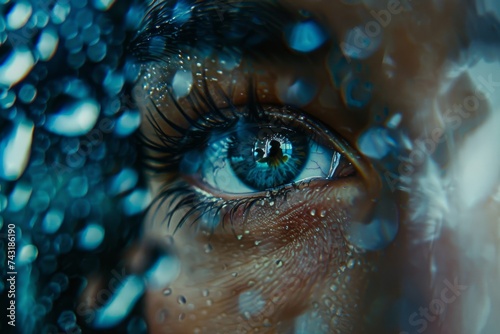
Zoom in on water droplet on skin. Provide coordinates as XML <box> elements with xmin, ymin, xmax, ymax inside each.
<box><xmin>268</xmin><ymin>201</ymin><xmax>275</xmax><ymax>207</ymax></box>
<box><xmin>310</xmin><ymin>209</ymin><xmax>316</xmax><ymax>216</ymax></box>
<box><xmin>206</xmin><ymin>299</ymin><xmax>213</xmax><ymax>306</ymax></box>
<box><xmin>276</xmin><ymin>260</ymin><xmax>283</xmax><ymax>268</ymax></box>
<box><xmin>347</xmin><ymin>259</ymin><xmax>356</xmax><ymax>269</ymax></box>
<box><xmin>237</xmin><ymin>235</ymin><xmax>243</xmax><ymax>240</ymax></box>
<box><xmin>202</xmin><ymin>289</ymin><xmax>209</xmax><ymax>297</ymax></box>
<box><xmin>178</xmin><ymin>296</ymin><xmax>186</xmax><ymax>304</ymax></box>
<box><xmin>178</xmin><ymin>313</ymin><xmax>185</xmax><ymax>321</ymax></box>
<box><xmin>287</xmin><ymin>20</ymin><xmax>327</xmax><ymax>53</ymax></box>
<box><xmin>204</xmin><ymin>244</ymin><xmax>213</xmax><ymax>253</ymax></box>
<box><xmin>320</xmin><ymin>210</ymin><xmax>326</xmax><ymax>217</ymax></box>
<box><xmin>163</xmin><ymin>288</ymin><xmax>172</xmax><ymax>296</ymax></box>
<box><xmin>254</xmin><ymin>240</ymin><xmax>261</xmax><ymax>246</ymax></box>
<box><xmin>232</xmin><ymin>272</ymin><xmax>238</xmax><ymax>277</ymax></box>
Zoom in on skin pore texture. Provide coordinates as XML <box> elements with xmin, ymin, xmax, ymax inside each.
<box><xmin>129</xmin><ymin>0</ymin><xmax>498</xmax><ymax>333</ymax></box>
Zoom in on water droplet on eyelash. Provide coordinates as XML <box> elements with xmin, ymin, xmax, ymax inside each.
<box><xmin>244</xmin><ymin>230</ymin><xmax>250</xmax><ymax>234</ymax></box>
<box><xmin>268</xmin><ymin>201</ymin><xmax>275</xmax><ymax>207</ymax></box>
<box><xmin>310</xmin><ymin>209</ymin><xmax>316</xmax><ymax>216</ymax></box>
<box><xmin>254</xmin><ymin>240</ymin><xmax>261</xmax><ymax>246</ymax></box>
<box><xmin>276</xmin><ymin>260</ymin><xmax>283</xmax><ymax>268</ymax></box>
<box><xmin>347</xmin><ymin>259</ymin><xmax>356</xmax><ymax>269</ymax></box>
<box><xmin>237</xmin><ymin>235</ymin><xmax>243</xmax><ymax>240</ymax></box>
<box><xmin>275</xmin><ymin>210</ymin><xmax>280</xmax><ymax>215</ymax></box>
<box><xmin>202</xmin><ymin>289</ymin><xmax>209</xmax><ymax>297</ymax></box>
<box><xmin>204</xmin><ymin>244</ymin><xmax>213</xmax><ymax>253</ymax></box>
<box><xmin>320</xmin><ymin>210</ymin><xmax>326</xmax><ymax>217</ymax></box>
<box><xmin>178</xmin><ymin>296</ymin><xmax>187</xmax><ymax>304</ymax></box>
<box><xmin>163</xmin><ymin>288</ymin><xmax>172</xmax><ymax>296</ymax></box>
<box><xmin>330</xmin><ymin>284</ymin><xmax>338</xmax><ymax>292</ymax></box>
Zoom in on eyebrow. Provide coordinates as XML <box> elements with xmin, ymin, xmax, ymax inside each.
<box><xmin>129</xmin><ymin>0</ymin><xmax>303</xmax><ymax>63</ymax></box>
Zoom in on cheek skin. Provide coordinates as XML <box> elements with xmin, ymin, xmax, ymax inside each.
<box><xmin>144</xmin><ymin>177</ymin><xmax>376</xmax><ymax>333</ymax></box>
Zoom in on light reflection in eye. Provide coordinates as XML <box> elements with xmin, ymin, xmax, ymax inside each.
<box><xmin>178</xmin><ymin>110</ymin><xmax>349</xmax><ymax>195</ymax></box>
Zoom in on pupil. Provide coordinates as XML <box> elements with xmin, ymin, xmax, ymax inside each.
<box><xmin>228</xmin><ymin>126</ymin><xmax>309</xmax><ymax>190</ymax></box>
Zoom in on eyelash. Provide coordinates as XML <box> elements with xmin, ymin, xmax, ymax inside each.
<box><xmin>140</xmin><ymin>79</ymin><xmax>324</xmax><ymax>233</ymax></box>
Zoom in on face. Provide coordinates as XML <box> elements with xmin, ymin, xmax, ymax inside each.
<box><xmin>5</xmin><ymin>0</ymin><xmax>499</xmax><ymax>333</ymax></box>
<box><xmin>128</xmin><ymin>0</ymin><xmax>499</xmax><ymax>333</ymax></box>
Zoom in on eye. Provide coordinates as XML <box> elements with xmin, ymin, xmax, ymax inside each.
<box><xmin>179</xmin><ymin>106</ymin><xmax>354</xmax><ymax>196</ymax></box>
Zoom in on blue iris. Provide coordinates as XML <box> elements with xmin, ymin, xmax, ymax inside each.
<box><xmin>227</xmin><ymin>125</ymin><xmax>309</xmax><ymax>190</ymax></box>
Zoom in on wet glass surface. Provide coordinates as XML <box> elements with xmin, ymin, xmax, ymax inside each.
<box><xmin>1</xmin><ymin>1</ymin><xmax>500</xmax><ymax>333</ymax></box>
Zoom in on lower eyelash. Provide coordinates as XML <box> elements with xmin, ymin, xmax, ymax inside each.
<box><xmin>150</xmin><ymin>179</ymin><xmax>303</xmax><ymax>235</ymax></box>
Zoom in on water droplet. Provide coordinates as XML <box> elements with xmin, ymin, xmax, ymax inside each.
<box><xmin>347</xmin><ymin>259</ymin><xmax>356</xmax><ymax>269</ymax></box>
<box><xmin>254</xmin><ymin>240</ymin><xmax>261</xmax><ymax>246</ymax></box>
<box><xmin>310</xmin><ymin>209</ymin><xmax>316</xmax><ymax>216</ymax></box>
<box><xmin>237</xmin><ymin>235</ymin><xmax>243</xmax><ymax>240</ymax></box>
<box><xmin>18</xmin><ymin>244</ymin><xmax>38</xmax><ymax>264</ymax></box>
<box><xmin>77</xmin><ymin>224</ymin><xmax>105</xmax><ymax>250</ymax></box>
<box><xmin>145</xmin><ymin>255</ymin><xmax>181</xmax><ymax>290</ymax></box>
<box><xmin>127</xmin><ymin>316</ymin><xmax>147</xmax><ymax>334</ymax></box>
<box><xmin>37</xmin><ymin>27</ymin><xmax>59</xmax><ymax>61</ymax></box>
<box><xmin>0</xmin><ymin>117</ymin><xmax>33</xmax><ymax>181</ymax></box>
<box><xmin>239</xmin><ymin>290</ymin><xmax>266</xmax><ymax>316</ymax></box>
<box><xmin>68</xmin><ymin>176</ymin><xmax>89</xmax><ymax>198</ymax></box>
<box><xmin>58</xmin><ymin>310</ymin><xmax>76</xmax><ymax>331</ymax></box>
<box><xmin>287</xmin><ymin>20</ymin><xmax>327</xmax><ymax>53</ymax></box>
<box><xmin>115</xmin><ymin>110</ymin><xmax>141</xmax><ymax>137</ymax></box>
<box><xmin>87</xmin><ymin>40</ymin><xmax>107</xmax><ymax>62</ymax></box>
<box><xmin>206</xmin><ymin>299</ymin><xmax>213</xmax><ymax>306</ymax></box>
<box><xmin>172</xmin><ymin>70</ymin><xmax>193</xmax><ymax>98</ymax></box>
<box><xmin>0</xmin><ymin>47</ymin><xmax>35</xmax><ymax>88</ymax></box>
<box><xmin>54</xmin><ymin>233</ymin><xmax>74</xmax><ymax>253</ymax></box>
<box><xmin>45</xmin><ymin>98</ymin><xmax>100</xmax><ymax>137</ymax></box>
<box><xmin>340</xmin><ymin>76</ymin><xmax>373</xmax><ymax>109</ymax></box>
<box><xmin>178</xmin><ymin>295</ymin><xmax>187</xmax><ymax>304</ymax></box>
<box><xmin>122</xmin><ymin>189</ymin><xmax>151</xmax><ymax>216</ymax></box>
<box><xmin>202</xmin><ymin>289</ymin><xmax>209</xmax><ymax>297</ymax></box>
<box><xmin>8</xmin><ymin>181</ymin><xmax>32</xmax><ymax>212</ymax></box>
<box><xmin>172</xmin><ymin>1</ymin><xmax>192</xmax><ymax>24</ymax></box>
<box><xmin>341</xmin><ymin>25</ymin><xmax>381</xmax><ymax>60</ymax></box>
<box><xmin>320</xmin><ymin>210</ymin><xmax>326</xmax><ymax>217</ymax></box>
<box><xmin>108</xmin><ymin>168</ymin><xmax>138</xmax><ymax>196</ymax></box>
<box><xmin>330</xmin><ymin>284</ymin><xmax>338</xmax><ymax>292</ymax></box>
<box><xmin>6</xmin><ymin>1</ymin><xmax>32</xmax><ymax>30</ymax></box>
<box><xmin>277</xmin><ymin>78</ymin><xmax>317</xmax><ymax>107</ymax></box>
<box><xmin>276</xmin><ymin>260</ymin><xmax>283</xmax><ymax>268</ymax></box>
<box><xmin>204</xmin><ymin>243</ymin><xmax>213</xmax><ymax>253</ymax></box>
<box><xmin>357</xmin><ymin>127</ymin><xmax>393</xmax><ymax>159</ymax></box>
<box><xmin>93</xmin><ymin>275</ymin><xmax>145</xmax><ymax>329</ymax></box>
<box><xmin>346</xmin><ymin>199</ymin><xmax>399</xmax><ymax>251</ymax></box>
<box><xmin>232</xmin><ymin>272</ymin><xmax>238</xmax><ymax>277</ymax></box>
<box><xmin>163</xmin><ymin>288</ymin><xmax>172</xmax><ymax>296</ymax></box>
<box><xmin>42</xmin><ymin>209</ymin><xmax>64</xmax><ymax>234</ymax></box>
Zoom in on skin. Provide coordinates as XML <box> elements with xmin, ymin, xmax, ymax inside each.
<box><xmin>128</xmin><ymin>0</ymin><xmax>491</xmax><ymax>333</ymax></box>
